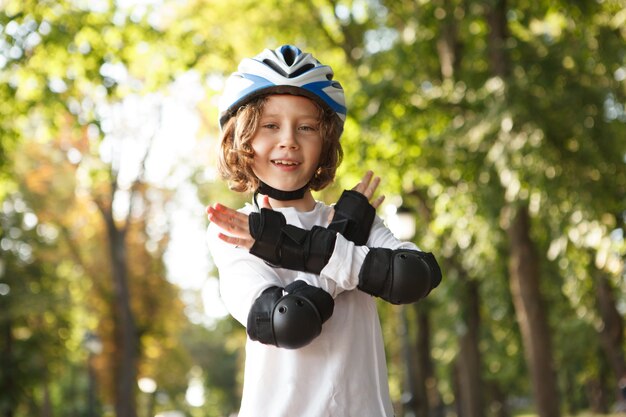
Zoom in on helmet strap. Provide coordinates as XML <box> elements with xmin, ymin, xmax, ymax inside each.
<box><xmin>256</xmin><ymin>181</ymin><xmax>309</xmax><ymax>202</ymax></box>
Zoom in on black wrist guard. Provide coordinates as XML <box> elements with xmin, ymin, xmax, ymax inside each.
<box><xmin>249</xmin><ymin>209</ymin><xmax>337</xmax><ymax>274</ymax></box>
<box><xmin>328</xmin><ymin>190</ymin><xmax>376</xmax><ymax>245</ymax></box>
<box><xmin>358</xmin><ymin>248</ymin><xmax>442</xmax><ymax>304</ymax></box>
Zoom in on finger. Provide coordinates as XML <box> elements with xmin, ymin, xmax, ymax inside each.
<box><xmin>218</xmin><ymin>233</ymin><xmax>254</xmax><ymax>250</ymax></box>
<box><xmin>207</xmin><ymin>206</ymin><xmax>234</xmax><ymax>226</ymax></box>
<box><xmin>261</xmin><ymin>195</ymin><xmax>273</xmax><ymax>210</ymax></box>
<box><xmin>363</xmin><ymin>176</ymin><xmax>381</xmax><ymax>199</ymax></box>
<box><xmin>208</xmin><ymin>207</ymin><xmax>249</xmax><ymax>236</ymax></box>
<box><xmin>357</xmin><ymin>170</ymin><xmax>374</xmax><ymax>192</ymax></box>
<box><xmin>213</xmin><ymin>202</ymin><xmax>241</xmax><ymax>217</ymax></box>
<box><xmin>352</xmin><ymin>171</ymin><xmax>373</xmax><ymax>193</ymax></box>
<box><xmin>371</xmin><ymin>195</ymin><xmax>385</xmax><ymax>209</ymax></box>
<box><xmin>211</xmin><ymin>204</ymin><xmax>248</xmax><ymax>226</ymax></box>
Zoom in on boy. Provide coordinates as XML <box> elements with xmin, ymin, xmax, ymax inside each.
<box><xmin>207</xmin><ymin>44</ymin><xmax>441</xmax><ymax>417</ymax></box>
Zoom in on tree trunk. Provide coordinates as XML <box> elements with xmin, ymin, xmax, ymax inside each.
<box><xmin>41</xmin><ymin>380</ymin><xmax>52</xmax><ymax>417</ymax></box>
<box><xmin>456</xmin><ymin>278</ymin><xmax>484</xmax><ymax>417</ymax></box>
<box><xmin>414</xmin><ymin>303</ymin><xmax>443</xmax><ymax>417</ymax></box>
<box><xmin>593</xmin><ymin>268</ymin><xmax>626</xmax><ymax>404</ymax></box>
<box><xmin>486</xmin><ymin>1</ymin><xmax>560</xmax><ymax>415</ymax></box>
<box><xmin>506</xmin><ymin>205</ymin><xmax>560</xmax><ymax>417</ymax></box>
<box><xmin>1</xmin><ymin>318</ymin><xmax>14</xmax><ymax>417</ymax></box>
<box><xmin>103</xmin><ymin>210</ymin><xmax>138</xmax><ymax>417</ymax></box>
<box><xmin>401</xmin><ymin>306</ymin><xmax>419</xmax><ymax>416</ymax></box>
<box><xmin>489</xmin><ymin>382</ymin><xmax>510</xmax><ymax>417</ymax></box>
<box><xmin>486</xmin><ymin>0</ymin><xmax>510</xmax><ymax>78</ymax></box>
<box><xmin>585</xmin><ymin>377</ymin><xmax>609</xmax><ymax>414</ymax></box>
<box><xmin>413</xmin><ymin>304</ymin><xmax>430</xmax><ymax>417</ymax></box>
<box><xmin>452</xmin><ymin>363</ymin><xmax>463</xmax><ymax>417</ymax></box>
<box><xmin>436</xmin><ymin>0</ymin><xmax>463</xmax><ymax>81</ymax></box>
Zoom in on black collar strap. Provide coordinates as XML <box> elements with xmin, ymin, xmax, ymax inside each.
<box><xmin>256</xmin><ymin>181</ymin><xmax>308</xmax><ymax>201</ymax></box>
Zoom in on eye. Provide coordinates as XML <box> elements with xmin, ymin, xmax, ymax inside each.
<box><xmin>299</xmin><ymin>124</ymin><xmax>318</xmax><ymax>132</ymax></box>
<box><xmin>262</xmin><ymin>123</ymin><xmax>279</xmax><ymax>129</ymax></box>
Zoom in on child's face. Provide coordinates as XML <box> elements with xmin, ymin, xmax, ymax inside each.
<box><xmin>250</xmin><ymin>94</ymin><xmax>323</xmax><ymax>193</ymax></box>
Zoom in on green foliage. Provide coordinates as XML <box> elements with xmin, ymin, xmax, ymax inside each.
<box><xmin>180</xmin><ymin>318</ymin><xmax>245</xmax><ymax>415</ymax></box>
<box><xmin>1</xmin><ymin>0</ymin><xmax>625</xmax><ymax>415</ymax></box>
<box><xmin>0</xmin><ymin>194</ymin><xmax>76</xmax><ymax>416</ymax></box>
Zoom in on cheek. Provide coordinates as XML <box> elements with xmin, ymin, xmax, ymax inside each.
<box><xmin>249</xmin><ymin>140</ymin><xmax>266</xmax><ymax>158</ymax></box>
<box><xmin>311</xmin><ymin>141</ymin><xmax>325</xmax><ymax>164</ymax></box>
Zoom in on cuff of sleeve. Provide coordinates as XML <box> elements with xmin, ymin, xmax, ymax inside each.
<box><xmin>320</xmin><ymin>233</ymin><xmax>369</xmax><ymax>292</ymax></box>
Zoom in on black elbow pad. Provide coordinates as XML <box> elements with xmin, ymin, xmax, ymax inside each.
<box><xmin>246</xmin><ymin>281</ymin><xmax>334</xmax><ymax>349</ymax></box>
<box><xmin>358</xmin><ymin>248</ymin><xmax>442</xmax><ymax>304</ymax></box>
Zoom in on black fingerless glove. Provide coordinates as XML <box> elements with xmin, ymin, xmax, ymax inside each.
<box><xmin>328</xmin><ymin>190</ymin><xmax>376</xmax><ymax>245</ymax></box>
<box><xmin>249</xmin><ymin>209</ymin><xmax>337</xmax><ymax>274</ymax></box>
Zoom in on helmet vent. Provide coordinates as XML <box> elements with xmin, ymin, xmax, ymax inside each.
<box><xmin>281</xmin><ymin>46</ymin><xmax>298</xmax><ymax>65</ymax></box>
<box><xmin>289</xmin><ymin>63</ymin><xmax>315</xmax><ymax>78</ymax></box>
<box><xmin>263</xmin><ymin>59</ymin><xmax>289</xmax><ymax>77</ymax></box>
<box><xmin>263</xmin><ymin>60</ymin><xmax>315</xmax><ymax>79</ymax></box>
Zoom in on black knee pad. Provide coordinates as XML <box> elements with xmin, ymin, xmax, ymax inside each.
<box><xmin>358</xmin><ymin>248</ymin><xmax>442</xmax><ymax>304</ymax></box>
<box><xmin>247</xmin><ymin>281</ymin><xmax>334</xmax><ymax>349</ymax></box>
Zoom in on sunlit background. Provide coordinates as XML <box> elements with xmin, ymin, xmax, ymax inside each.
<box><xmin>1</xmin><ymin>0</ymin><xmax>625</xmax><ymax>417</ymax></box>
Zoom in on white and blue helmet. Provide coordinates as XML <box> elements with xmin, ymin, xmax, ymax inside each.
<box><xmin>218</xmin><ymin>45</ymin><xmax>347</xmax><ymax>129</ymax></box>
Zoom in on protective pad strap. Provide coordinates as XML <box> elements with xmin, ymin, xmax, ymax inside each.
<box><xmin>246</xmin><ymin>282</ymin><xmax>335</xmax><ymax>349</ymax></box>
<box><xmin>247</xmin><ymin>286</ymin><xmax>283</xmax><ymax>346</ymax></box>
<box><xmin>257</xmin><ymin>181</ymin><xmax>308</xmax><ymax>201</ymax></box>
<box><xmin>358</xmin><ymin>248</ymin><xmax>442</xmax><ymax>304</ymax></box>
<box><xmin>280</xmin><ymin>225</ymin><xmax>337</xmax><ymax>273</ymax></box>
<box><xmin>249</xmin><ymin>209</ymin><xmax>337</xmax><ymax>274</ymax></box>
<box><xmin>249</xmin><ymin>208</ymin><xmax>286</xmax><ymax>266</ymax></box>
<box><xmin>328</xmin><ymin>190</ymin><xmax>376</xmax><ymax>245</ymax></box>
<box><xmin>285</xmin><ymin>280</ymin><xmax>334</xmax><ymax>323</ymax></box>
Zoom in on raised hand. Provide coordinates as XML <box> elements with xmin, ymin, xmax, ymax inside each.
<box><xmin>352</xmin><ymin>170</ymin><xmax>385</xmax><ymax>209</ymax></box>
<box><xmin>328</xmin><ymin>171</ymin><xmax>385</xmax><ymax>245</ymax></box>
<box><xmin>207</xmin><ymin>196</ymin><xmax>273</xmax><ymax>249</ymax></box>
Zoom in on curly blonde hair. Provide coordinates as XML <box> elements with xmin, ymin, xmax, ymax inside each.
<box><xmin>217</xmin><ymin>95</ymin><xmax>343</xmax><ymax>193</ymax></box>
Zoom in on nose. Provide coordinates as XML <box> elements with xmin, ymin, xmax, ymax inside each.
<box><xmin>277</xmin><ymin>127</ymin><xmax>299</xmax><ymax>149</ymax></box>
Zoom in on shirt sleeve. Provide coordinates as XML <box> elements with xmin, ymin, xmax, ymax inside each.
<box><xmin>319</xmin><ymin>215</ymin><xmax>419</xmax><ymax>294</ymax></box>
<box><xmin>206</xmin><ymin>222</ymin><xmax>286</xmax><ymax>327</ymax></box>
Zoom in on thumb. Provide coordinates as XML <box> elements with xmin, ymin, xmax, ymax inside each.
<box><xmin>261</xmin><ymin>195</ymin><xmax>273</xmax><ymax>210</ymax></box>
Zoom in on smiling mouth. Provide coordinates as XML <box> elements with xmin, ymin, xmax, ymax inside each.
<box><xmin>272</xmin><ymin>160</ymin><xmax>301</xmax><ymax>166</ymax></box>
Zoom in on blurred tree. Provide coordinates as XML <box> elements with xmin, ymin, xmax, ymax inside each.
<box><xmin>0</xmin><ymin>1</ymin><xmax>202</xmax><ymax>416</ymax></box>
<box><xmin>337</xmin><ymin>1</ymin><xmax>625</xmax><ymax>415</ymax></box>
<box><xmin>593</xmin><ymin>268</ymin><xmax>626</xmax><ymax>405</ymax></box>
<box><xmin>2</xmin><ymin>0</ymin><xmax>625</xmax><ymax>416</ymax></box>
<box><xmin>172</xmin><ymin>0</ymin><xmax>625</xmax><ymax>414</ymax></box>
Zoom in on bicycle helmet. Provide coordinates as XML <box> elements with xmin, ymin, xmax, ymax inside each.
<box><xmin>218</xmin><ymin>45</ymin><xmax>347</xmax><ymax>129</ymax></box>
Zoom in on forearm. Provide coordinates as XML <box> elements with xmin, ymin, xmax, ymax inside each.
<box><xmin>318</xmin><ymin>233</ymin><xmax>368</xmax><ymax>292</ymax></box>
<box><xmin>248</xmin><ymin>209</ymin><xmax>442</xmax><ymax>304</ymax></box>
<box><xmin>208</xmin><ymin>222</ymin><xmax>336</xmax><ymax>349</ymax></box>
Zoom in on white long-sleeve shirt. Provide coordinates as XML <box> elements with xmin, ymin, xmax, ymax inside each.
<box><xmin>206</xmin><ymin>201</ymin><xmax>417</xmax><ymax>417</ymax></box>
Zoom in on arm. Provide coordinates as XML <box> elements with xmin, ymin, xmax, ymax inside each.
<box><xmin>247</xmin><ymin>209</ymin><xmax>442</xmax><ymax>305</ymax></box>
<box><xmin>328</xmin><ymin>171</ymin><xmax>384</xmax><ymax>245</ymax></box>
<box><xmin>208</xmin><ymin>171</ymin><xmax>442</xmax><ymax>306</ymax></box>
<box><xmin>245</xmin><ymin>170</ymin><xmax>382</xmax><ymax>272</ymax></box>
<box><xmin>207</xmin><ymin>222</ymin><xmax>334</xmax><ymax>349</ymax></box>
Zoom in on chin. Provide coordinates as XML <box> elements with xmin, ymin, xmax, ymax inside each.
<box><xmin>281</xmin><ymin>184</ymin><xmax>307</xmax><ymax>191</ymax></box>
<box><xmin>268</xmin><ymin>181</ymin><xmax>308</xmax><ymax>192</ymax></box>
